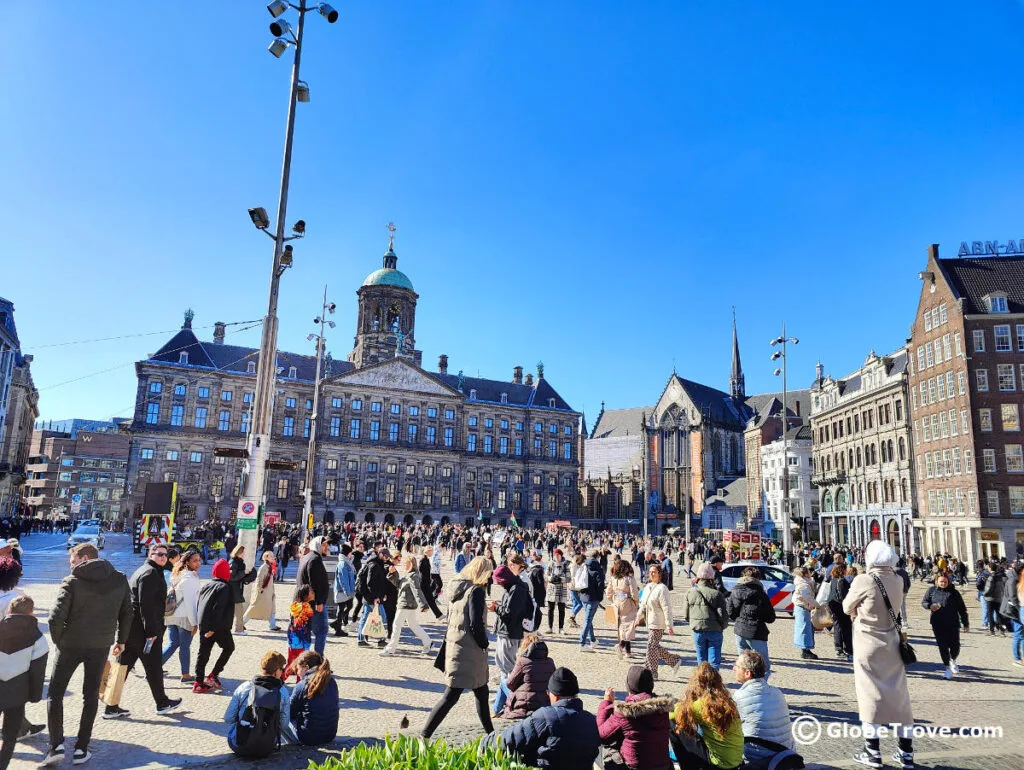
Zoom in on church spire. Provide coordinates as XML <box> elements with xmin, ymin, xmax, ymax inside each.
<box><xmin>729</xmin><ymin>307</ymin><xmax>745</xmax><ymax>401</ymax></box>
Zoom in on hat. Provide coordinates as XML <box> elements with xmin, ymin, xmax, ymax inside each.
<box><xmin>548</xmin><ymin>667</ymin><xmax>580</xmax><ymax>697</ymax></box>
<box><xmin>626</xmin><ymin>665</ymin><xmax>654</xmax><ymax>695</ymax></box>
<box><xmin>492</xmin><ymin>564</ymin><xmax>516</xmax><ymax>589</ymax></box>
<box><xmin>709</xmin><ymin>555</ymin><xmax>724</xmax><ymax>565</ymax></box>
<box><xmin>695</xmin><ymin>563</ymin><xmax>715</xmax><ymax>581</ymax></box>
<box><xmin>553</xmin><ymin>548</ymin><xmax>563</xmax><ymax>557</ymax></box>
<box><xmin>211</xmin><ymin>558</ymin><xmax>231</xmax><ymax>581</ymax></box>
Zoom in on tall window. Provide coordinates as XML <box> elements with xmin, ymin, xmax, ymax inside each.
<box><xmin>149</xmin><ymin>381</ymin><xmax>162</xmax><ymax>394</ymax></box>
<box><xmin>1010</xmin><ymin>487</ymin><xmax>1024</xmax><ymax>515</ymax></box>
<box><xmin>221</xmin><ymin>390</ymin><xmax>233</xmax><ymax>402</ymax></box>
<box><xmin>426</xmin><ymin>426</ymin><xmax>436</xmax><ymax>444</ymax></box>
<box><xmin>388</xmin><ymin>423</ymin><xmax>399</xmax><ymax>442</ymax></box>
<box><xmin>283</xmin><ymin>416</ymin><xmax>295</xmax><ymax>436</ymax></box>
<box><xmin>404</xmin><ymin>484</ymin><xmax>415</xmax><ymax>504</ymax></box>
<box><xmin>499</xmin><ymin>436</ymin><xmax>509</xmax><ymax>454</ymax></box>
<box><xmin>329</xmin><ymin>416</ymin><xmax>341</xmax><ymax>437</ymax></box>
<box><xmin>979</xmin><ymin>409</ymin><xmax>993</xmax><ymax>432</ymax></box>
<box><xmin>998</xmin><ymin>364</ymin><xmax>1016</xmax><ymax>391</ymax></box>
<box><xmin>483</xmin><ymin>435</ymin><xmax>492</xmax><ymax>453</ymax></box>
<box><xmin>973</xmin><ymin>329</ymin><xmax>986</xmax><ymax>352</ymax></box>
<box><xmin>983</xmin><ymin>448</ymin><xmax>996</xmax><ymax>473</ymax></box>
<box><xmin>384</xmin><ymin>483</ymin><xmax>396</xmax><ymax>504</ymax></box>
<box><xmin>325</xmin><ymin>479</ymin><xmax>336</xmax><ymax>501</ymax></box>
<box><xmin>444</xmin><ymin>427</ymin><xmax>454</xmax><ymax>447</ymax></box>
<box><xmin>1007</xmin><ymin>445</ymin><xmax>1024</xmax><ymax>473</ymax></box>
<box><xmin>350</xmin><ymin>419</ymin><xmax>361</xmax><ymax>439</ymax></box>
<box><xmin>986</xmin><ymin>490</ymin><xmax>1000</xmax><ymax>515</ymax></box>
<box><xmin>218</xmin><ymin>410</ymin><xmax>230</xmax><ymax>431</ymax></box>
<box><xmin>146</xmin><ymin>402</ymin><xmax>160</xmax><ymax>424</ymax></box>
<box><xmin>563</xmin><ymin>442</ymin><xmax>572</xmax><ymax>459</ymax></box>
<box><xmin>369</xmin><ymin>421</ymin><xmax>380</xmax><ymax>440</ymax></box>
<box><xmin>408</xmin><ymin>424</ymin><xmax>418</xmax><ymax>443</ymax></box>
<box><xmin>995</xmin><ymin>325</ymin><xmax>1012</xmax><ymax>352</ymax></box>
<box><xmin>241</xmin><ymin>412</ymin><xmax>250</xmax><ymax>433</ymax></box>
<box><xmin>976</xmin><ymin>369</ymin><xmax>989</xmax><ymax>392</ymax></box>
<box><xmin>276</xmin><ymin>479</ymin><xmax>289</xmax><ymax>499</ymax></box>
<box><xmin>170</xmin><ymin>405</ymin><xmax>184</xmax><ymax>426</ymax></box>
<box><xmin>515</xmin><ymin>438</ymin><xmax>523</xmax><ymax>456</ymax></box>
<box><xmin>194</xmin><ymin>407</ymin><xmax>208</xmax><ymax>428</ymax></box>
<box><xmin>468</xmin><ymin>434</ymin><xmax>477</xmax><ymax>452</ymax></box>
<box><xmin>344</xmin><ymin>479</ymin><xmax>356</xmax><ymax>501</ymax></box>
<box><xmin>1003</xmin><ymin>404</ymin><xmax>1020</xmax><ymax>432</ymax></box>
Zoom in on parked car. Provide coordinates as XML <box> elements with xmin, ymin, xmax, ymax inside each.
<box><xmin>718</xmin><ymin>561</ymin><xmax>794</xmax><ymax>613</ymax></box>
<box><xmin>67</xmin><ymin>521</ymin><xmax>105</xmax><ymax>550</ymax></box>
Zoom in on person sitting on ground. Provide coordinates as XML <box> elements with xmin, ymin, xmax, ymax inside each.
<box><xmin>0</xmin><ymin>595</ymin><xmax>48</xmax><ymax>770</ymax></box>
<box><xmin>223</xmin><ymin>650</ymin><xmax>297</xmax><ymax>757</ymax></box>
<box><xmin>731</xmin><ymin>651</ymin><xmax>793</xmax><ymax>764</ymax></box>
<box><xmin>288</xmin><ymin>651</ymin><xmax>339</xmax><ymax>746</ymax></box>
<box><xmin>484</xmin><ymin>666</ymin><xmax>600</xmax><ymax>770</ymax></box>
<box><xmin>671</xmin><ymin>662</ymin><xmax>744</xmax><ymax>770</ymax></box>
<box><xmin>597</xmin><ymin>664</ymin><xmax>674</xmax><ymax>770</ymax></box>
<box><xmin>501</xmin><ymin>633</ymin><xmax>556</xmax><ymax>720</ymax></box>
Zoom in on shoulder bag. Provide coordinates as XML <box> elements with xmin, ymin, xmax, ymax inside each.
<box><xmin>870</xmin><ymin>574</ymin><xmax>916</xmax><ymax>665</ymax></box>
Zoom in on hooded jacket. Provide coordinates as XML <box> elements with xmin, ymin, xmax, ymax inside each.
<box><xmin>596</xmin><ymin>693</ymin><xmax>674</xmax><ymax>770</ymax></box>
<box><xmin>0</xmin><ymin>613</ymin><xmax>49</xmax><ymax>710</ymax></box>
<box><xmin>289</xmin><ymin>665</ymin><xmax>339</xmax><ymax>746</ymax></box>
<box><xmin>49</xmin><ymin>558</ymin><xmax>132</xmax><ymax>650</ymax></box>
<box><xmin>297</xmin><ymin>542</ymin><xmax>329</xmax><ymax>606</ymax></box>
<box><xmin>396</xmin><ymin>569</ymin><xmax>427</xmax><ymax>610</ymax></box>
<box><xmin>488</xmin><ymin>696</ymin><xmax>600</xmax><ymax>770</ymax></box>
<box><xmin>503</xmin><ymin>639</ymin><xmax>556</xmax><ymax>719</ymax></box>
<box><xmin>726</xmin><ymin>576</ymin><xmax>776</xmax><ymax>641</ymax></box>
<box><xmin>355</xmin><ymin>551</ymin><xmax>388</xmax><ymax>604</ymax></box>
<box><xmin>685</xmin><ymin>582</ymin><xmax>729</xmax><ymax>633</ymax></box>
<box><xmin>494</xmin><ymin>567</ymin><xmax>534</xmax><ymax>640</ymax></box>
<box><xmin>198</xmin><ymin>559</ymin><xmax>235</xmax><ymax>633</ymax></box>
<box><xmin>127</xmin><ymin>558</ymin><xmax>168</xmax><ymax>642</ymax></box>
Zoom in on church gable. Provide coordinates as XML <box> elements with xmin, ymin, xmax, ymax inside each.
<box><xmin>330</xmin><ymin>358</ymin><xmax>460</xmax><ymax>397</ymax></box>
<box><xmin>652</xmin><ymin>375</ymin><xmax>698</xmax><ymax>427</ymax></box>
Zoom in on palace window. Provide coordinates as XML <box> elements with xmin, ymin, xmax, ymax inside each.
<box><xmin>170</xmin><ymin>405</ymin><xmax>184</xmax><ymax>426</ymax></box>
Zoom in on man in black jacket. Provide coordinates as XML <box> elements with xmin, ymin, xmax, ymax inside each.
<box><xmin>43</xmin><ymin>544</ymin><xmax>132</xmax><ymax>765</ymax></box>
<box><xmin>103</xmin><ymin>543</ymin><xmax>180</xmax><ymax>719</ymax></box>
<box><xmin>355</xmin><ymin>548</ymin><xmax>390</xmax><ymax>647</ymax></box>
<box><xmin>297</xmin><ymin>536</ymin><xmax>330</xmax><ymax>655</ymax></box>
<box><xmin>193</xmin><ymin>558</ymin><xmax>235</xmax><ymax>694</ymax></box>
<box><xmin>418</xmin><ymin>547</ymin><xmax>443</xmax><ymax>619</ymax></box>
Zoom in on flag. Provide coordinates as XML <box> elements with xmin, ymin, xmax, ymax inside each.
<box><xmin>509</xmin><ymin>512</ymin><xmax>518</xmax><ymax>529</ymax></box>
<box><xmin>477</xmin><ymin>508</ymin><xmax>482</xmax><ymax>521</ymax></box>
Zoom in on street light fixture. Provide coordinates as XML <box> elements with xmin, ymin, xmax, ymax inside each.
<box><xmin>236</xmin><ymin>0</ymin><xmax>338</xmax><ymax>569</ymax></box>
<box><xmin>296</xmin><ymin>81</ymin><xmax>310</xmax><ymax>102</ymax></box>
<box><xmin>318</xmin><ymin>3</ymin><xmax>339</xmax><ymax>22</ymax></box>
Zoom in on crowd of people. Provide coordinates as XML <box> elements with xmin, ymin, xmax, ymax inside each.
<box><xmin>0</xmin><ymin>520</ymin><xmax>1022</xmax><ymax>770</ymax></box>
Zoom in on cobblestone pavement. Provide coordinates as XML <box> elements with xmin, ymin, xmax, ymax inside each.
<box><xmin>8</xmin><ymin>533</ymin><xmax>1024</xmax><ymax>769</ymax></box>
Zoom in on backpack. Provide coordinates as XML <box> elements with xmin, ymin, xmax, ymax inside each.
<box><xmin>233</xmin><ymin>682</ymin><xmax>281</xmax><ymax>758</ymax></box>
<box><xmin>584</xmin><ymin>561</ymin><xmax>605</xmax><ymax>600</ymax></box>
<box><xmin>164</xmin><ymin>580</ymin><xmax>183</xmax><ymax>617</ymax></box>
<box><xmin>741</xmin><ymin>737</ymin><xmax>805</xmax><ymax>770</ymax></box>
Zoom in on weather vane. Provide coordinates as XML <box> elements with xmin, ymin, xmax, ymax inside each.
<box><xmin>386</xmin><ymin>221</ymin><xmax>397</xmax><ymax>250</ymax></box>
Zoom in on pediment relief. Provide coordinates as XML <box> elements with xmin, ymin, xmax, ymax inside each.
<box><xmin>329</xmin><ymin>359</ymin><xmax>458</xmax><ymax>396</ymax></box>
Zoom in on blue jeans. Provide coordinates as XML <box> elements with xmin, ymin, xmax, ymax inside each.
<box><xmin>579</xmin><ymin>600</ymin><xmax>599</xmax><ymax>647</ymax></box>
<box><xmin>570</xmin><ymin>591</ymin><xmax>583</xmax><ymax>617</ymax></box>
<box><xmin>201</xmin><ymin>543</ymin><xmax>210</xmax><ymax>564</ymax></box>
<box><xmin>161</xmin><ymin>625</ymin><xmax>193</xmax><ymax>675</ymax></box>
<box><xmin>492</xmin><ymin>677</ymin><xmax>511</xmax><ymax>714</ymax></box>
<box><xmin>1013</xmin><ymin>607</ymin><xmax>1024</xmax><ymax>661</ymax></box>
<box><xmin>735</xmin><ymin>632</ymin><xmax>772</xmax><ymax>678</ymax></box>
<box><xmin>310</xmin><ymin>606</ymin><xmax>328</xmax><ymax>655</ymax></box>
<box><xmin>693</xmin><ymin>630</ymin><xmax>723</xmax><ymax>669</ymax></box>
<box><xmin>981</xmin><ymin>595</ymin><xmax>991</xmax><ymax>628</ymax></box>
<box><xmin>357</xmin><ymin>602</ymin><xmax>389</xmax><ymax>642</ymax></box>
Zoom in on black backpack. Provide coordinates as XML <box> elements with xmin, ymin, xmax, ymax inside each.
<box><xmin>233</xmin><ymin>681</ymin><xmax>281</xmax><ymax>758</ymax></box>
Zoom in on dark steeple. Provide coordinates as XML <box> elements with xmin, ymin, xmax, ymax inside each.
<box><xmin>729</xmin><ymin>308</ymin><xmax>745</xmax><ymax>401</ymax></box>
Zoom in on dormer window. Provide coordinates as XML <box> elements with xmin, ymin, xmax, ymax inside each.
<box><xmin>247</xmin><ymin>362</ymin><xmax>256</xmax><ymax>374</ymax></box>
<box><xmin>288</xmin><ymin>366</ymin><xmax>297</xmax><ymax>378</ymax></box>
<box><xmin>548</xmin><ymin>398</ymin><xmax>556</xmax><ymax>408</ymax></box>
<box><xmin>985</xmin><ymin>293</ymin><xmax>1009</xmax><ymax>313</ymax></box>
<box><xmin>469</xmin><ymin>389</ymin><xmax>477</xmax><ymax>401</ymax></box>
<box><xmin>500</xmin><ymin>393</ymin><xmax>508</xmax><ymax>404</ymax></box>
<box><xmin>179</xmin><ymin>352</ymin><xmax>188</xmax><ymax>364</ymax></box>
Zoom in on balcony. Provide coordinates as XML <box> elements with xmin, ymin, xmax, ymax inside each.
<box><xmin>810</xmin><ymin>470</ymin><xmax>846</xmax><ymax>487</ymax></box>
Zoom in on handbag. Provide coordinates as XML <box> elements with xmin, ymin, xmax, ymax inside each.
<box><xmin>870</xmin><ymin>575</ymin><xmax>916</xmax><ymax>665</ymax></box>
<box><xmin>810</xmin><ymin>605</ymin><xmax>833</xmax><ymax>631</ymax></box>
<box><xmin>363</xmin><ymin>605</ymin><xmax>387</xmax><ymax>639</ymax></box>
<box><xmin>433</xmin><ymin>639</ymin><xmax>447</xmax><ymax>673</ymax></box>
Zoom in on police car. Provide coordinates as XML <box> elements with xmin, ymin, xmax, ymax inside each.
<box><xmin>718</xmin><ymin>561</ymin><xmax>794</xmax><ymax>613</ymax></box>
<box><xmin>67</xmin><ymin>520</ymin><xmax>105</xmax><ymax>550</ymax></box>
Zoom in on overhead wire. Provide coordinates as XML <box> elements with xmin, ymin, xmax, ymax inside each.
<box><xmin>24</xmin><ymin>320</ymin><xmax>263</xmax><ymax>350</ymax></box>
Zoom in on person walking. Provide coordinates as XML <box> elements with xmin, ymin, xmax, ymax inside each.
<box><xmin>0</xmin><ymin>596</ymin><xmax>48</xmax><ymax>770</ymax></box>
<box><xmin>686</xmin><ymin>562</ymin><xmax>729</xmax><ymax>670</ymax></box>
<box><xmin>606</xmin><ymin>559</ymin><xmax>639</xmax><ymax>659</ymax></box>
<box><xmin>379</xmin><ymin>555</ymin><xmax>432</xmax><ymax>657</ymax></box>
<box><xmin>192</xmin><ymin>558</ymin><xmax>235</xmax><ymax>694</ymax></box>
<box><xmin>638</xmin><ymin>564</ymin><xmax>680</xmax><ymax>681</ymax></box>
<box><xmin>421</xmin><ymin>556</ymin><xmax>494</xmax><ymax>739</ymax></box>
<box><xmin>418</xmin><ymin>546</ymin><xmax>443</xmax><ymax>620</ymax></box>
<box><xmin>544</xmin><ymin>548</ymin><xmax>571</xmax><ymax>635</ymax></box>
<box><xmin>843</xmin><ymin>541</ymin><xmax>915</xmax><ymax>770</ymax></box>
<box><xmin>726</xmin><ymin>566</ymin><xmax>777</xmax><ymax>679</ymax></box>
<box><xmin>828</xmin><ymin>563</ymin><xmax>854</xmax><ymax>660</ymax></box>
<box><xmin>982</xmin><ymin>562</ymin><xmax>1007</xmax><ymax>636</ymax></box>
<box><xmin>922</xmin><ymin>571</ymin><xmax>969</xmax><ymax>679</ymax></box>
<box><xmin>242</xmin><ymin>550</ymin><xmax>279</xmax><ymax>632</ymax></box>
<box><xmin>104</xmin><ymin>543</ymin><xmax>181</xmax><ymax>719</ymax></box>
<box><xmin>162</xmin><ymin>548</ymin><xmax>201</xmax><ymax>683</ymax></box>
<box><xmin>578</xmin><ymin>550</ymin><xmax>606</xmax><ymax>652</ymax></box>
<box><xmin>43</xmin><ymin>543</ymin><xmax>131</xmax><ymax>767</ymax></box>
<box><xmin>228</xmin><ymin>545</ymin><xmax>258</xmax><ymax>635</ymax></box>
<box><xmin>526</xmin><ymin>550</ymin><xmax>546</xmax><ymax>633</ymax></box>
<box><xmin>330</xmin><ymin>544</ymin><xmax>357</xmax><ymax>636</ymax></box>
<box><xmin>355</xmin><ymin>546</ymin><xmax>389</xmax><ymax>647</ymax></box>
<box><xmin>792</xmin><ymin>567</ymin><xmax>819</xmax><ymax>660</ymax></box>
<box><xmin>296</xmin><ymin>537</ymin><xmax>330</xmax><ymax>655</ymax></box>
<box><xmin>489</xmin><ymin>556</ymin><xmax>534</xmax><ymax>716</ymax></box>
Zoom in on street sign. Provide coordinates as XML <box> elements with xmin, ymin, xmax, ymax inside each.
<box><xmin>71</xmin><ymin>494</ymin><xmax>83</xmax><ymax>504</ymax></box>
<box><xmin>236</xmin><ymin>518</ymin><xmax>258</xmax><ymax>530</ymax></box>
<box><xmin>237</xmin><ymin>498</ymin><xmax>259</xmax><ymax>529</ymax></box>
<box><xmin>70</xmin><ymin>500</ymin><xmax>81</xmax><ymax>514</ymax></box>
<box><xmin>264</xmin><ymin>511</ymin><xmax>281</xmax><ymax>526</ymax></box>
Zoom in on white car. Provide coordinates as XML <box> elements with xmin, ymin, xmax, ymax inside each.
<box><xmin>718</xmin><ymin>560</ymin><xmax>795</xmax><ymax>613</ymax></box>
<box><xmin>67</xmin><ymin>522</ymin><xmax>105</xmax><ymax>550</ymax></box>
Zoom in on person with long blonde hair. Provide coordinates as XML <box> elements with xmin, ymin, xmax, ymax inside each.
<box><xmin>671</xmin><ymin>662</ymin><xmax>744</xmax><ymax>769</ymax></box>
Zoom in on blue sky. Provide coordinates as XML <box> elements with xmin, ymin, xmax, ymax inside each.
<box><xmin>4</xmin><ymin>1</ymin><xmax>1024</xmax><ymax>423</ymax></box>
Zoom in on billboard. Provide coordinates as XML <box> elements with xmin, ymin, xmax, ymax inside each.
<box><xmin>143</xmin><ymin>482</ymin><xmax>177</xmax><ymax>516</ymax></box>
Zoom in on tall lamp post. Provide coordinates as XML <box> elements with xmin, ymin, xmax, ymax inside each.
<box><xmin>301</xmin><ymin>289</ymin><xmax>336</xmax><ymax>532</ymax></box>
<box><xmin>236</xmin><ymin>1</ymin><xmax>339</xmax><ymax>569</ymax></box>
<box><xmin>770</xmin><ymin>324</ymin><xmax>798</xmax><ymax>563</ymax></box>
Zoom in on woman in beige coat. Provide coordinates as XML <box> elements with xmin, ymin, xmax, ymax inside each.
<box><xmin>243</xmin><ymin>551</ymin><xmax>279</xmax><ymax>631</ymax></box>
<box><xmin>842</xmin><ymin>540</ymin><xmax>914</xmax><ymax>770</ymax></box>
<box><xmin>607</xmin><ymin>558</ymin><xmax>640</xmax><ymax>659</ymax></box>
<box><xmin>638</xmin><ymin>563</ymin><xmax>679</xmax><ymax>681</ymax></box>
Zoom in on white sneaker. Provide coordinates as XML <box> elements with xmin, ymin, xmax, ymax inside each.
<box><xmin>943</xmin><ymin>666</ymin><xmax>953</xmax><ymax>679</ymax></box>
<box><xmin>950</xmin><ymin>659</ymin><xmax>959</xmax><ymax>675</ymax></box>
<box><xmin>378</xmin><ymin>648</ymin><xmax>395</xmax><ymax>657</ymax></box>
<box><xmin>671</xmin><ymin>658</ymin><xmax>682</xmax><ymax>677</ymax></box>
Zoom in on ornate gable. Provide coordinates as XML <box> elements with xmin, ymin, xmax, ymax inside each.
<box><xmin>329</xmin><ymin>357</ymin><xmax>460</xmax><ymax>396</ymax></box>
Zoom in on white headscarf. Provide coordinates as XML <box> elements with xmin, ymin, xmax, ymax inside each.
<box><xmin>864</xmin><ymin>540</ymin><xmax>898</xmax><ymax>570</ymax></box>
<box><xmin>308</xmin><ymin>536</ymin><xmax>325</xmax><ymax>555</ymax></box>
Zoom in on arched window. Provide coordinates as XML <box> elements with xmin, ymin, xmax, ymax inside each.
<box><xmin>849</xmin><ymin>449</ymin><xmax>854</xmax><ymax>468</ymax></box>
<box><xmin>856</xmin><ymin>447</ymin><xmax>862</xmax><ymax>467</ymax></box>
<box><xmin>898</xmin><ymin>437</ymin><xmax>906</xmax><ymax>461</ymax></box>
<box><xmin>901</xmin><ymin>478</ymin><xmax>908</xmax><ymax>504</ymax></box>
<box><xmin>823</xmin><ymin>491</ymin><xmax>833</xmax><ymax>512</ymax></box>
<box><xmin>825</xmin><ymin>455</ymin><xmax>831</xmax><ymax>471</ymax></box>
<box><xmin>836</xmin><ymin>488</ymin><xmax>848</xmax><ymax>510</ymax></box>
<box><xmin>888</xmin><ymin>439</ymin><xmax>894</xmax><ymax>462</ymax></box>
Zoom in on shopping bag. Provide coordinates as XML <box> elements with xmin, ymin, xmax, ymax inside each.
<box><xmin>604</xmin><ymin>604</ymin><xmax>618</xmax><ymax>626</ymax></box>
<box><xmin>810</xmin><ymin>605</ymin><xmax>833</xmax><ymax>631</ymax></box>
<box><xmin>101</xmin><ymin>661</ymin><xmax>129</xmax><ymax>705</ymax></box>
<box><xmin>98</xmin><ymin>659</ymin><xmax>112</xmax><ymax>695</ymax></box>
<box><xmin>364</xmin><ymin>606</ymin><xmax>387</xmax><ymax>639</ymax></box>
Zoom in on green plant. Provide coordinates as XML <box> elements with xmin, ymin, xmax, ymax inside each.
<box><xmin>308</xmin><ymin>734</ymin><xmax>531</xmax><ymax>770</ymax></box>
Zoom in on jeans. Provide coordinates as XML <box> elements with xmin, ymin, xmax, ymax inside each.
<box><xmin>492</xmin><ymin>676</ymin><xmax>511</xmax><ymax>714</ymax></box>
<box><xmin>46</xmin><ymin>647</ymin><xmax>107</xmax><ymax>752</ymax></box>
<box><xmin>310</xmin><ymin>606</ymin><xmax>328</xmax><ymax>655</ymax></box>
<box><xmin>735</xmin><ymin>632</ymin><xmax>772</xmax><ymax>678</ymax></box>
<box><xmin>981</xmin><ymin>599</ymin><xmax>992</xmax><ymax>628</ymax></box>
<box><xmin>570</xmin><ymin>591</ymin><xmax>583</xmax><ymax>617</ymax></box>
<box><xmin>357</xmin><ymin>602</ymin><xmax>389</xmax><ymax>642</ymax></box>
<box><xmin>162</xmin><ymin>626</ymin><xmax>193</xmax><ymax>675</ymax></box>
<box><xmin>579</xmin><ymin>600</ymin><xmax>599</xmax><ymax>647</ymax></box>
<box><xmin>201</xmin><ymin>543</ymin><xmax>210</xmax><ymax>564</ymax></box>
<box><xmin>692</xmin><ymin>630</ymin><xmax>723</xmax><ymax>669</ymax></box>
<box><xmin>1013</xmin><ymin>607</ymin><xmax>1024</xmax><ymax>661</ymax></box>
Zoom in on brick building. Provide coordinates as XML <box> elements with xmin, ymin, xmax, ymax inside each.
<box><xmin>909</xmin><ymin>243</ymin><xmax>1024</xmax><ymax>561</ymax></box>
<box><xmin>125</xmin><ymin>239</ymin><xmax>580</xmax><ymax>528</ymax></box>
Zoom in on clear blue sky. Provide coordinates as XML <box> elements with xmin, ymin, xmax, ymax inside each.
<box><xmin>4</xmin><ymin>1</ymin><xmax>1024</xmax><ymax>423</ymax></box>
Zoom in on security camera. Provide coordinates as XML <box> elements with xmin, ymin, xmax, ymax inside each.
<box><xmin>328</xmin><ymin>303</ymin><xmax>337</xmax><ymax>313</ymax></box>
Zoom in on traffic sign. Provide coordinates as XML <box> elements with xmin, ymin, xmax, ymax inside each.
<box><xmin>236</xmin><ymin>518</ymin><xmax>258</xmax><ymax>530</ymax></box>
<box><xmin>241</xmin><ymin>502</ymin><xmax>256</xmax><ymax>516</ymax></box>
<box><xmin>71</xmin><ymin>493</ymin><xmax>83</xmax><ymax>504</ymax></box>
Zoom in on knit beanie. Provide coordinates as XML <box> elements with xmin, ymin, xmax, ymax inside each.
<box><xmin>548</xmin><ymin>667</ymin><xmax>580</xmax><ymax>697</ymax></box>
<box><xmin>626</xmin><ymin>664</ymin><xmax>654</xmax><ymax>695</ymax></box>
<box><xmin>211</xmin><ymin>558</ymin><xmax>231</xmax><ymax>581</ymax></box>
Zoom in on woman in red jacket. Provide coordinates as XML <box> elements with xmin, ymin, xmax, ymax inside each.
<box><xmin>597</xmin><ymin>665</ymin><xmax>674</xmax><ymax>770</ymax></box>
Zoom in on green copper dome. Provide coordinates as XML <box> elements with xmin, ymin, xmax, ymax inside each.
<box><xmin>362</xmin><ymin>267</ymin><xmax>414</xmax><ymax>290</ymax></box>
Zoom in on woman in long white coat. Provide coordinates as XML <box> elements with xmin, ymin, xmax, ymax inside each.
<box><xmin>842</xmin><ymin>541</ymin><xmax>914</xmax><ymax>770</ymax></box>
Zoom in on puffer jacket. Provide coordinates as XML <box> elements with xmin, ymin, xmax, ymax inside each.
<box><xmin>289</xmin><ymin>666</ymin><xmax>339</xmax><ymax>745</ymax></box>
<box><xmin>639</xmin><ymin>582</ymin><xmax>673</xmax><ymax>631</ymax></box>
<box><xmin>503</xmin><ymin>640</ymin><xmax>556</xmax><ymax>719</ymax></box>
<box><xmin>0</xmin><ymin>613</ymin><xmax>48</xmax><ymax>710</ymax></box>
<box><xmin>726</xmin><ymin>577</ymin><xmax>776</xmax><ymax>641</ymax></box>
<box><xmin>49</xmin><ymin>558</ymin><xmax>133</xmax><ymax>650</ymax></box>
<box><xmin>396</xmin><ymin>569</ymin><xmax>427</xmax><ymax>610</ymax></box>
<box><xmin>487</xmin><ymin>697</ymin><xmax>600</xmax><ymax>770</ymax></box>
<box><xmin>596</xmin><ymin>693</ymin><xmax>674</xmax><ymax>770</ymax></box>
<box><xmin>733</xmin><ymin>677</ymin><xmax>793</xmax><ymax>756</ymax></box>
<box><xmin>495</xmin><ymin>574</ymin><xmax>534</xmax><ymax>640</ymax></box>
<box><xmin>685</xmin><ymin>583</ymin><xmax>729</xmax><ymax>633</ymax></box>
<box><xmin>982</xmin><ymin>569</ymin><xmax>1005</xmax><ymax>601</ymax></box>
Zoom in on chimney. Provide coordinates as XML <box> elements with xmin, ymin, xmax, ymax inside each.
<box><xmin>438</xmin><ymin>354</ymin><xmax>449</xmax><ymax>374</ymax></box>
<box><xmin>524</xmin><ymin>372</ymin><xmax>534</xmax><ymax>387</ymax></box>
<box><xmin>213</xmin><ymin>322</ymin><xmax>226</xmax><ymax>345</ymax></box>
<box><xmin>513</xmin><ymin>365</ymin><xmax>523</xmax><ymax>384</ymax></box>
<box><xmin>794</xmin><ymin>400</ymin><xmax>801</xmax><ymax>417</ymax></box>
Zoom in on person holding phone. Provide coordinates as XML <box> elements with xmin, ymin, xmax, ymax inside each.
<box><xmin>921</xmin><ymin>571</ymin><xmax>969</xmax><ymax>680</ymax></box>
